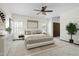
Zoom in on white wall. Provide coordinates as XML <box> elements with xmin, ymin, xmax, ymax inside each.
<box><xmin>48</xmin><ymin>18</ymin><xmax>53</xmax><ymax>36</ymax></box>
<box><xmin>0</xmin><ymin>8</ymin><xmax>6</xmax><ymax>56</ymax></box>
<box><xmin>12</xmin><ymin>14</ymin><xmax>48</xmax><ymax>39</ymax></box>
<box><xmin>60</xmin><ymin>8</ymin><xmax>79</xmax><ymax>44</ymax></box>
<box><xmin>0</xmin><ymin>36</ymin><xmax>4</xmax><ymax>56</ymax></box>
<box><xmin>0</xmin><ymin>14</ymin><xmax>5</xmax><ymax>55</ymax></box>
<box><xmin>0</xmin><ymin>7</ymin><xmax>13</xmax><ymax>55</ymax></box>
<box><xmin>0</xmin><ymin>18</ymin><xmax>5</xmax><ymax>30</ymax></box>
<box><xmin>48</xmin><ymin>17</ymin><xmax>60</xmax><ymax>36</ymax></box>
<box><xmin>0</xmin><ymin>16</ymin><xmax>5</xmax><ymax>56</ymax></box>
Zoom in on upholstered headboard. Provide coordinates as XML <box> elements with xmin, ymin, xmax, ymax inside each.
<box><xmin>25</xmin><ymin>30</ymin><xmax>42</xmax><ymax>35</ymax></box>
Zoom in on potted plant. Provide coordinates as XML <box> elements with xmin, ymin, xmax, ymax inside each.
<box><xmin>5</xmin><ymin>27</ymin><xmax>11</xmax><ymax>34</ymax></box>
<box><xmin>66</xmin><ymin>23</ymin><xmax>77</xmax><ymax>43</ymax></box>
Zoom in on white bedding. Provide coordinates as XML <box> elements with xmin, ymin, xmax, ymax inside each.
<box><xmin>24</xmin><ymin>34</ymin><xmax>54</xmax><ymax>49</ymax></box>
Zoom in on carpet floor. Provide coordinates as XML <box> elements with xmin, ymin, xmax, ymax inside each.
<box><xmin>8</xmin><ymin>37</ymin><xmax>79</xmax><ymax>56</ymax></box>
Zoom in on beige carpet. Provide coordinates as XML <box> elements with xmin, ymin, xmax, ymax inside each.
<box><xmin>8</xmin><ymin>37</ymin><xmax>64</xmax><ymax>56</ymax></box>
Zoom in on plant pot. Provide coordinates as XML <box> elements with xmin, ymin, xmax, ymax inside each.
<box><xmin>69</xmin><ymin>39</ymin><xmax>74</xmax><ymax>43</ymax></box>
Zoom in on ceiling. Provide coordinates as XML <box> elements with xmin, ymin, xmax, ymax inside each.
<box><xmin>0</xmin><ymin>3</ymin><xmax>79</xmax><ymax>18</ymax></box>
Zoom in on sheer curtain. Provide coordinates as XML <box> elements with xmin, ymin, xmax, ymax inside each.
<box><xmin>13</xmin><ymin>22</ymin><xmax>23</xmax><ymax>39</ymax></box>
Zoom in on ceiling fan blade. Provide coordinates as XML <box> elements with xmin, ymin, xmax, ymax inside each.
<box><xmin>42</xmin><ymin>12</ymin><xmax>46</xmax><ymax>15</ymax></box>
<box><xmin>44</xmin><ymin>10</ymin><xmax>53</xmax><ymax>12</ymax></box>
<box><xmin>36</xmin><ymin>12</ymin><xmax>41</xmax><ymax>15</ymax></box>
<box><xmin>34</xmin><ymin>9</ymin><xmax>41</xmax><ymax>11</ymax></box>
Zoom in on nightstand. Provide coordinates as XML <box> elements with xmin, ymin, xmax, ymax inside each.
<box><xmin>18</xmin><ymin>35</ymin><xmax>24</xmax><ymax>40</ymax></box>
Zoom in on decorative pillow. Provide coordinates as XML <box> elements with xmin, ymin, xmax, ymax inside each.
<box><xmin>25</xmin><ymin>30</ymin><xmax>42</xmax><ymax>35</ymax></box>
<box><xmin>31</xmin><ymin>30</ymin><xmax>42</xmax><ymax>34</ymax></box>
<box><xmin>26</xmin><ymin>31</ymin><xmax>31</xmax><ymax>35</ymax></box>
<box><xmin>31</xmin><ymin>30</ymin><xmax>37</xmax><ymax>34</ymax></box>
<box><xmin>36</xmin><ymin>30</ymin><xmax>42</xmax><ymax>34</ymax></box>
<box><xmin>42</xmin><ymin>32</ymin><xmax>48</xmax><ymax>35</ymax></box>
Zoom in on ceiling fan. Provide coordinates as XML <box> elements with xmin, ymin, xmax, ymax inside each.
<box><xmin>34</xmin><ymin>6</ymin><xmax>53</xmax><ymax>15</ymax></box>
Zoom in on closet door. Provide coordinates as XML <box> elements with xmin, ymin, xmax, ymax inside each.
<box><xmin>53</xmin><ymin>23</ymin><xmax>60</xmax><ymax>37</ymax></box>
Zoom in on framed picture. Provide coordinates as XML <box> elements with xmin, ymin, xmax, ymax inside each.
<box><xmin>27</xmin><ymin>20</ymin><xmax>38</xmax><ymax>29</ymax></box>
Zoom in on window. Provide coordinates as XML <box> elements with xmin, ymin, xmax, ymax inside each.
<box><xmin>13</xmin><ymin>22</ymin><xmax>23</xmax><ymax>39</ymax></box>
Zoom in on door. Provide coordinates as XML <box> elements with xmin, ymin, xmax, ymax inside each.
<box><xmin>53</xmin><ymin>23</ymin><xmax>60</xmax><ymax>37</ymax></box>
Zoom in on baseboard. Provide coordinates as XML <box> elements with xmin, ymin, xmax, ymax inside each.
<box><xmin>60</xmin><ymin>39</ymin><xmax>79</xmax><ymax>45</ymax></box>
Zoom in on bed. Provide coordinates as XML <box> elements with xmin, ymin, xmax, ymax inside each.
<box><xmin>24</xmin><ymin>33</ymin><xmax>54</xmax><ymax>49</ymax></box>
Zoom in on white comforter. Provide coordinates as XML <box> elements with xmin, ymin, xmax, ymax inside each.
<box><xmin>25</xmin><ymin>34</ymin><xmax>53</xmax><ymax>49</ymax></box>
<box><xmin>25</xmin><ymin>34</ymin><xmax>50</xmax><ymax>40</ymax></box>
<box><xmin>25</xmin><ymin>34</ymin><xmax>53</xmax><ymax>44</ymax></box>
